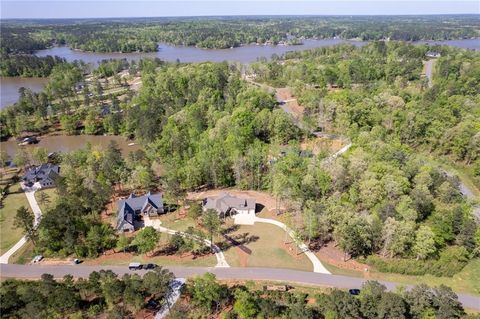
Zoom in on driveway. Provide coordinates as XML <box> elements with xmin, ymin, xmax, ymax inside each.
<box><xmin>1</xmin><ymin>264</ymin><xmax>478</xmax><ymax>310</ymax></box>
<box><xmin>0</xmin><ymin>184</ymin><xmax>42</xmax><ymax>264</ymax></box>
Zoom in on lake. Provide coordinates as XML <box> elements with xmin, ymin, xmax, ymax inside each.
<box><xmin>0</xmin><ymin>134</ymin><xmax>140</xmax><ymax>159</ymax></box>
<box><xmin>1</xmin><ymin>38</ymin><xmax>478</xmax><ymax>109</ymax></box>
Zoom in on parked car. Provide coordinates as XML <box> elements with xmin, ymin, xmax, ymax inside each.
<box><xmin>128</xmin><ymin>262</ymin><xmax>142</xmax><ymax>270</ymax></box>
<box><xmin>72</xmin><ymin>258</ymin><xmax>81</xmax><ymax>264</ymax></box>
<box><xmin>143</xmin><ymin>263</ymin><xmax>158</xmax><ymax>270</ymax></box>
<box><xmin>349</xmin><ymin>289</ymin><xmax>361</xmax><ymax>296</ymax></box>
<box><xmin>31</xmin><ymin>255</ymin><xmax>43</xmax><ymax>263</ymax></box>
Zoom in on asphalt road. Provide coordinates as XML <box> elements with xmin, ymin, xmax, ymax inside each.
<box><xmin>1</xmin><ymin>264</ymin><xmax>478</xmax><ymax>310</ymax></box>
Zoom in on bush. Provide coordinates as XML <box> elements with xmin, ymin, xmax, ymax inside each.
<box><xmin>365</xmin><ymin>247</ymin><xmax>469</xmax><ymax>277</ymax></box>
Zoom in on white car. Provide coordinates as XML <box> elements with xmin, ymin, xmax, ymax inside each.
<box><xmin>31</xmin><ymin>255</ymin><xmax>43</xmax><ymax>263</ymax></box>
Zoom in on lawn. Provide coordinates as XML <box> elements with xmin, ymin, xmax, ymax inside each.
<box><xmin>0</xmin><ymin>183</ymin><xmax>29</xmax><ymax>255</ymax></box>
<box><xmin>34</xmin><ymin>188</ymin><xmax>59</xmax><ymax>212</ymax></box>
<box><xmin>321</xmin><ymin>256</ymin><xmax>480</xmax><ymax>296</ymax></box>
<box><xmin>222</xmin><ymin>222</ymin><xmax>312</xmax><ymax>271</ymax></box>
<box><xmin>87</xmin><ymin>232</ymin><xmax>216</xmax><ymax>267</ymax></box>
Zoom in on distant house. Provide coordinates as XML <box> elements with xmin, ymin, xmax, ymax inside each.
<box><xmin>426</xmin><ymin>51</ymin><xmax>441</xmax><ymax>58</ymax></box>
<box><xmin>203</xmin><ymin>193</ymin><xmax>256</xmax><ymax>219</ymax></box>
<box><xmin>22</xmin><ymin>164</ymin><xmax>60</xmax><ymax>188</ymax></box>
<box><xmin>116</xmin><ymin>192</ymin><xmax>164</xmax><ymax>232</ymax></box>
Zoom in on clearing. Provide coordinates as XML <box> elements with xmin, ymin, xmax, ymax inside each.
<box><xmin>0</xmin><ymin>170</ymin><xmax>29</xmax><ymax>255</ymax></box>
<box><xmin>34</xmin><ymin>188</ymin><xmax>59</xmax><ymax>212</ymax></box>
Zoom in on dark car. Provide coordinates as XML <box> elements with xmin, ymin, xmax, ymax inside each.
<box><xmin>128</xmin><ymin>262</ymin><xmax>143</xmax><ymax>270</ymax></box>
<box><xmin>349</xmin><ymin>289</ymin><xmax>361</xmax><ymax>296</ymax></box>
<box><xmin>143</xmin><ymin>263</ymin><xmax>158</xmax><ymax>270</ymax></box>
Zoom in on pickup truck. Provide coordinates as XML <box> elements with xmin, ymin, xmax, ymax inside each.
<box><xmin>128</xmin><ymin>262</ymin><xmax>142</xmax><ymax>270</ymax></box>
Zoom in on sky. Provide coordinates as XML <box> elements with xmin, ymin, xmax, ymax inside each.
<box><xmin>1</xmin><ymin>0</ymin><xmax>479</xmax><ymax>19</ymax></box>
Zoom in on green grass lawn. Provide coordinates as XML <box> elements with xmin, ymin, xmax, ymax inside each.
<box><xmin>9</xmin><ymin>241</ymin><xmax>35</xmax><ymax>264</ymax></box>
<box><xmin>0</xmin><ymin>183</ymin><xmax>29</xmax><ymax>255</ymax></box>
<box><xmin>222</xmin><ymin>222</ymin><xmax>312</xmax><ymax>271</ymax></box>
<box><xmin>34</xmin><ymin>188</ymin><xmax>59</xmax><ymax>212</ymax></box>
<box><xmin>321</xmin><ymin>257</ymin><xmax>480</xmax><ymax>296</ymax></box>
<box><xmin>92</xmin><ymin>232</ymin><xmax>216</xmax><ymax>267</ymax></box>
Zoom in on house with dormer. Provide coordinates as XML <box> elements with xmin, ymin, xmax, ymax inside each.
<box><xmin>116</xmin><ymin>192</ymin><xmax>164</xmax><ymax>232</ymax></box>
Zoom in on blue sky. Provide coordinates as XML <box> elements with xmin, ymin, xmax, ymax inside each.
<box><xmin>1</xmin><ymin>1</ymin><xmax>479</xmax><ymax>19</ymax></box>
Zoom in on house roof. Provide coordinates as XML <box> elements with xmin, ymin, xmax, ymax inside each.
<box><xmin>204</xmin><ymin>193</ymin><xmax>256</xmax><ymax>214</ymax></box>
<box><xmin>23</xmin><ymin>164</ymin><xmax>60</xmax><ymax>183</ymax></box>
<box><xmin>116</xmin><ymin>192</ymin><xmax>163</xmax><ymax>228</ymax></box>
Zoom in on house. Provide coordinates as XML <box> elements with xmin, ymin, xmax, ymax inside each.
<box><xmin>426</xmin><ymin>51</ymin><xmax>441</xmax><ymax>58</ymax></box>
<box><xmin>116</xmin><ymin>192</ymin><xmax>164</xmax><ymax>232</ymax></box>
<box><xmin>22</xmin><ymin>164</ymin><xmax>60</xmax><ymax>188</ymax></box>
<box><xmin>203</xmin><ymin>193</ymin><xmax>256</xmax><ymax>224</ymax></box>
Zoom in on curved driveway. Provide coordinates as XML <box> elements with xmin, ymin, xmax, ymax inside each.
<box><xmin>0</xmin><ymin>264</ymin><xmax>478</xmax><ymax>310</ymax></box>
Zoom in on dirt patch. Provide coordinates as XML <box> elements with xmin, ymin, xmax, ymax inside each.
<box><xmin>315</xmin><ymin>242</ymin><xmax>370</xmax><ymax>273</ymax></box>
<box><xmin>276</xmin><ymin>87</ymin><xmax>305</xmax><ymax>118</ymax></box>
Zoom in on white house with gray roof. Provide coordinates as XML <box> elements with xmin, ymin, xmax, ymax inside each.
<box><xmin>203</xmin><ymin>193</ymin><xmax>256</xmax><ymax>225</ymax></box>
<box><xmin>116</xmin><ymin>192</ymin><xmax>164</xmax><ymax>232</ymax></box>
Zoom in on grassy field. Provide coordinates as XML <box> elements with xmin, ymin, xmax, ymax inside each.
<box><xmin>0</xmin><ymin>178</ymin><xmax>29</xmax><ymax>255</ymax></box>
<box><xmin>34</xmin><ymin>188</ymin><xmax>59</xmax><ymax>212</ymax></box>
<box><xmin>222</xmin><ymin>222</ymin><xmax>312</xmax><ymax>271</ymax></box>
<box><xmin>9</xmin><ymin>241</ymin><xmax>35</xmax><ymax>264</ymax></box>
<box><xmin>321</xmin><ymin>257</ymin><xmax>480</xmax><ymax>296</ymax></box>
<box><xmin>89</xmin><ymin>232</ymin><xmax>216</xmax><ymax>267</ymax></box>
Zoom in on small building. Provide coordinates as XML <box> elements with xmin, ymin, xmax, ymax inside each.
<box><xmin>116</xmin><ymin>192</ymin><xmax>164</xmax><ymax>232</ymax></box>
<box><xmin>426</xmin><ymin>51</ymin><xmax>441</xmax><ymax>58</ymax></box>
<box><xmin>203</xmin><ymin>193</ymin><xmax>256</xmax><ymax>224</ymax></box>
<box><xmin>22</xmin><ymin>164</ymin><xmax>60</xmax><ymax>188</ymax></box>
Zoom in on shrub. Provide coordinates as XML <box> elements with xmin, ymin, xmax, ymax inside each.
<box><xmin>365</xmin><ymin>246</ymin><xmax>469</xmax><ymax>277</ymax></box>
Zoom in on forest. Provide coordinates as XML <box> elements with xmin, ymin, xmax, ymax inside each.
<box><xmin>0</xmin><ymin>272</ymin><xmax>473</xmax><ymax>319</ymax></box>
<box><xmin>1</xmin><ymin>15</ymin><xmax>479</xmax><ymax>54</ymax></box>
<box><xmin>1</xmin><ymin>41</ymin><xmax>479</xmax><ymax>278</ymax></box>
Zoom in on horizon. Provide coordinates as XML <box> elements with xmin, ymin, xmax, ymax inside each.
<box><xmin>1</xmin><ymin>1</ymin><xmax>479</xmax><ymax>19</ymax></box>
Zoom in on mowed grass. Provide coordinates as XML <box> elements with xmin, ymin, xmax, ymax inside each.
<box><xmin>90</xmin><ymin>233</ymin><xmax>216</xmax><ymax>267</ymax></box>
<box><xmin>34</xmin><ymin>188</ymin><xmax>59</xmax><ymax>212</ymax></box>
<box><xmin>321</xmin><ymin>257</ymin><xmax>480</xmax><ymax>296</ymax></box>
<box><xmin>222</xmin><ymin>222</ymin><xmax>312</xmax><ymax>271</ymax></box>
<box><xmin>0</xmin><ymin>183</ymin><xmax>29</xmax><ymax>255</ymax></box>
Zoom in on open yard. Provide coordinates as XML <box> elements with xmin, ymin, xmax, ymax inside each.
<box><xmin>222</xmin><ymin>222</ymin><xmax>312</xmax><ymax>271</ymax></box>
<box><xmin>0</xmin><ymin>176</ymin><xmax>29</xmax><ymax>255</ymax></box>
<box><xmin>34</xmin><ymin>188</ymin><xmax>59</xmax><ymax>212</ymax></box>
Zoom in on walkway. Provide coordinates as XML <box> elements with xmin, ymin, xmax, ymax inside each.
<box><xmin>0</xmin><ymin>185</ymin><xmax>42</xmax><ymax>264</ymax></box>
<box><xmin>155</xmin><ymin>278</ymin><xmax>185</xmax><ymax>319</ymax></box>
<box><xmin>1</xmin><ymin>264</ymin><xmax>478</xmax><ymax>310</ymax></box>
<box><xmin>144</xmin><ymin>217</ymin><xmax>230</xmax><ymax>268</ymax></box>
<box><xmin>254</xmin><ymin>217</ymin><xmax>330</xmax><ymax>274</ymax></box>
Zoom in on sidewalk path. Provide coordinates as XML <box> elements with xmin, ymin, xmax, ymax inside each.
<box><xmin>254</xmin><ymin>217</ymin><xmax>331</xmax><ymax>274</ymax></box>
<box><xmin>0</xmin><ymin>185</ymin><xmax>41</xmax><ymax>264</ymax></box>
<box><xmin>155</xmin><ymin>278</ymin><xmax>186</xmax><ymax>319</ymax></box>
<box><xmin>144</xmin><ymin>218</ymin><xmax>230</xmax><ymax>268</ymax></box>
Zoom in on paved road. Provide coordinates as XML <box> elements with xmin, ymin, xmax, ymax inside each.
<box><xmin>1</xmin><ymin>264</ymin><xmax>478</xmax><ymax>310</ymax></box>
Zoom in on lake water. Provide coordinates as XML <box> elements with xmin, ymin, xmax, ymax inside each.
<box><xmin>0</xmin><ymin>134</ymin><xmax>140</xmax><ymax>159</ymax></box>
<box><xmin>1</xmin><ymin>38</ymin><xmax>478</xmax><ymax>109</ymax></box>
<box><xmin>0</xmin><ymin>77</ymin><xmax>49</xmax><ymax>109</ymax></box>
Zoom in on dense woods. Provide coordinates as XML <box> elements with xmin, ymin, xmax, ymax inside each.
<box><xmin>1</xmin><ymin>15</ymin><xmax>479</xmax><ymax>54</ymax></box>
<box><xmin>1</xmin><ymin>272</ymin><xmax>473</xmax><ymax>319</ymax></box>
<box><xmin>0</xmin><ymin>269</ymin><xmax>175</xmax><ymax>318</ymax></box>
<box><xmin>2</xmin><ymin>40</ymin><xmax>479</xmax><ymax>278</ymax></box>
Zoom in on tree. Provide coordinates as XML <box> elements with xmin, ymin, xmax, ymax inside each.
<box><xmin>359</xmin><ymin>281</ymin><xmax>387</xmax><ymax>318</ymax></box>
<box><xmin>132</xmin><ymin>226</ymin><xmax>159</xmax><ymax>255</ymax></box>
<box><xmin>84</xmin><ymin>109</ymin><xmax>98</xmax><ymax>135</ymax></box>
<box><xmin>13</xmin><ymin>206</ymin><xmax>37</xmax><ymax>244</ymax></box>
<box><xmin>234</xmin><ymin>289</ymin><xmax>259</xmax><ymax>319</ymax></box>
<box><xmin>377</xmin><ymin>292</ymin><xmax>408</xmax><ymax>319</ymax></box>
<box><xmin>32</xmin><ymin>147</ymin><xmax>49</xmax><ymax>164</ymax></box>
<box><xmin>85</xmin><ymin>224</ymin><xmax>117</xmax><ymax>257</ymax></box>
<box><xmin>335</xmin><ymin>215</ymin><xmax>373</xmax><ymax>260</ymax></box>
<box><xmin>188</xmin><ymin>202</ymin><xmax>203</xmax><ymax>220</ymax></box>
<box><xmin>413</xmin><ymin>226</ymin><xmax>436</xmax><ymax>260</ymax></box>
<box><xmin>60</xmin><ymin>114</ymin><xmax>78</xmax><ymax>135</ymax></box>
<box><xmin>37</xmin><ymin>191</ymin><xmax>51</xmax><ymax>208</ymax></box>
<box><xmin>433</xmin><ymin>285</ymin><xmax>465</xmax><ymax>319</ymax></box>
<box><xmin>143</xmin><ymin>267</ymin><xmax>174</xmax><ymax>300</ymax></box>
<box><xmin>189</xmin><ymin>273</ymin><xmax>227</xmax><ymax>314</ymax></box>
<box><xmin>116</xmin><ymin>234</ymin><xmax>130</xmax><ymax>253</ymax></box>
<box><xmin>203</xmin><ymin>209</ymin><xmax>221</xmax><ymax>247</ymax></box>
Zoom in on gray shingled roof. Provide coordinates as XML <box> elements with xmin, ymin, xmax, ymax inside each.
<box><xmin>204</xmin><ymin>193</ymin><xmax>255</xmax><ymax>214</ymax></box>
<box><xmin>116</xmin><ymin>192</ymin><xmax>163</xmax><ymax>229</ymax></box>
<box><xmin>23</xmin><ymin>164</ymin><xmax>60</xmax><ymax>184</ymax></box>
